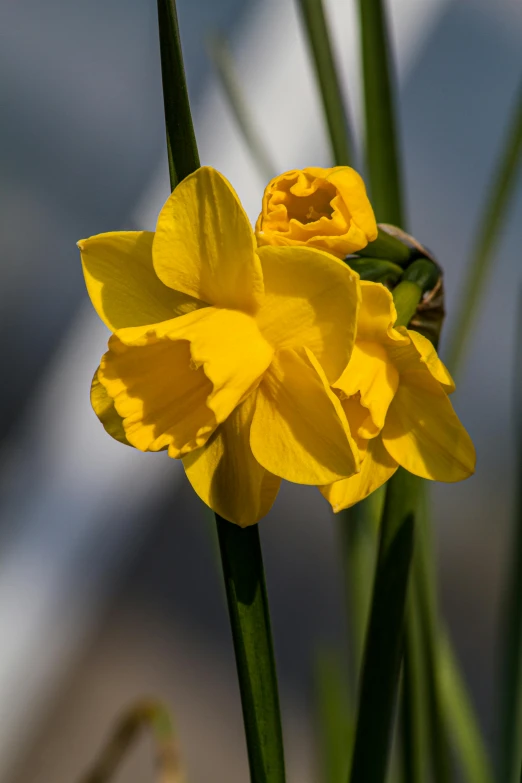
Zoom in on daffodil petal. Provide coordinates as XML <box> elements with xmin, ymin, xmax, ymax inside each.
<box><xmin>250</xmin><ymin>347</ymin><xmax>359</xmax><ymax>485</ymax></box>
<box><xmin>335</xmin><ymin>341</ymin><xmax>399</xmax><ymax>437</ymax></box>
<box><xmin>320</xmin><ymin>436</ymin><xmax>397</xmax><ymax>511</ymax></box>
<box><xmin>98</xmin><ymin>336</ymin><xmax>217</xmax><ymax>457</ymax></box>
<box><xmin>325</xmin><ymin>166</ymin><xmax>378</xmax><ymax>246</ymax></box>
<box><xmin>339</xmin><ymin>395</ymin><xmax>370</xmax><ymax>456</ymax></box>
<box><xmin>153</xmin><ymin>167</ymin><xmax>264</xmax><ymax>312</ymax></box>
<box><xmin>183</xmin><ymin>392</ymin><xmax>281</xmax><ymax>527</ymax></box>
<box><xmin>117</xmin><ymin>307</ymin><xmax>274</xmax><ymax>425</ymax></box>
<box><xmin>357</xmin><ymin>281</ymin><xmax>408</xmax><ymax>344</ymax></box>
<box><xmin>406</xmin><ymin>328</ymin><xmax>455</xmax><ymax>392</ymax></box>
<box><xmin>90</xmin><ymin>368</ymin><xmax>132</xmax><ymax>447</ymax></box>
<box><xmin>255</xmin><ymin>245</ymin><xmax>360</xmax><ymax>383</ymax></box>
<box><xmin>382</xmin><ymin>375</ymin><xmax>476</xmax><ymax>482</ymax></box>
<box><xmin>79</xmin><ymin>231</ymin><xmax>203</xmax><ymax>331</ymax></box>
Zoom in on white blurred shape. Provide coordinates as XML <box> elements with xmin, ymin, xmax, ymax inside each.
<box><xmin>0</xmin><ymin>308</ymin><xmax>180</xmax><ymax>779</ymax></box>
<box><xmin>196</xmin><ymin>0</ymin><xmax>451</xmax><ymax>221</ymax></box>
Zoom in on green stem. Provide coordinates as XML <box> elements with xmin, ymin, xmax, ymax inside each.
<box><xmin>297</xmin><ymin>0</ymin><xmax>355</xmax><ymax>167</ymax></box>
<box><xmin>446</xmin><ymin>80</ymin><xmax>522</xmax><ymax>374</ymax></box>
<box><xmin>78</xmin><ymin>699</ymin><xmax>182</xmax><ymax>783</ymax></box>
<box><xmin>216</xmin><ymin>516</ymin><xmax>286</xmax><ymax>783</ymax></box>
<box><xmin>339</xmin><ymin>489</ymin><xmax>383</xmax><ymax>690</ymax></box>
<box><xmin>357</xmin><ymin>0</ymin><xmax>404</xmax><ymax>225</ymax></box>
<box><xmin>157</xmin><ymin>0</ymin><xmax>200</xmax><ymax>190</ymax></box>
<box><xmin>440</xmin><ymin>636</ymin><xmax>495</xmax><ymax>783</ymax></box>
<box><xmin>315</xmin><ymin>650</ymin><xmax>353</xmax><ymax>783</ymax></box>
<box><xmin>348</xmin><ymin>469</ymin><xmax>417</xmax><ymax>783</ymax></box>
<box><xmin>500</xmin><ymin>292</ymin><xmax>522</xmax><ymax>783</ymax></box>
<box><xmin>156</xmin><ymin>7</ymin><xmax>284</xmax><ymax>781</ymax></box>
<box><xmin>348</xmin><ymin>8</ymin><xmax>414</xmax><ymax>778</ymax></box>
<box><xmin>401</xmin><ymin>583</ymin><xmax>429</xmax><ymax>783</ymax></box>
<box><xmin>414</xmin><ymin>501</ymin><xmax>452</xmax><ymax>783</ymax></box>
<box><xmin>207</xmin><ymin>34</ymin><xmax>276</xmax><ymax>182</ymax></box>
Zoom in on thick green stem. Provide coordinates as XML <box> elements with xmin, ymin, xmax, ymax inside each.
<box><xmin>216</xmin><ymin>516</ymin><xmax>286</xmax><ymax>783</ymax></box>
<box><xmin>414</xmin><ymin>502</ymin><xmax>452</xmax><ymax>783</ymax></box>
<box><xmin>156</xmin><ymin>6</ymin><xmax>284</xmax><ymax>781</ymax></box>
<box><xmin>348</xmin><ymin>469</ymin><xmax>417</xmax><ymax>783</ymax></box>
<box><xmin>339</xmin><ymin>490</ymin><xmax>382</xmax><ymax>689</ymax></box>
<box><xmin>357</xmin><ymin>0</ymin><xmax>404</xmax><ymax>225</ymax></box>
<box><xmin>297</xmin><ymin>0</ymin><xmax>355</xmax><ymax>167</ymax></box>
<box><xmin>401</xmin><ymin>583</ymin><xmax>429</xmax><ymax>783</ymax></box>
<box><xmin>157</xmin><ymin>0</ymin><xmax>200</xmax><ymax>190</ymax></box>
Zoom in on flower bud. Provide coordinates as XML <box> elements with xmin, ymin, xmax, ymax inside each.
<box><xmin>255</xmin><ymin>166</ymin><xmax>377</xmax><ymax>258</ymax></box>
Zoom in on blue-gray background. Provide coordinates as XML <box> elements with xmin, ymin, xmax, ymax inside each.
<box><xmin>0</xmin><ymin>0</ymin><xmax>521</xmax><ymax>780</ymax></box>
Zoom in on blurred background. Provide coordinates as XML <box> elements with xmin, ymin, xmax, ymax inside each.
<box><xmin>1</xmin><ymin>0</ymin><xmax>521</xmax><ymax>780</ymax></box>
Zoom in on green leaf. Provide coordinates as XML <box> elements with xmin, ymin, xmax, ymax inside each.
<box><xmin>297</xmin><ymin>0</ymin><xmax>355</xmax><ymax>167</ymax></box>
<box><xmin>338</xmin><ymin>491</ymin><xmax>383</xmax><ymax>688</ymax></box>
<box><xmin>357</xmin><ymin>0</ymin><xmax>404</xmax><ymax>225</ymax></box>
<box><xmin>348</xmin><ymin>469</ymin><xmax>417</xmax><ymax>783</ymax></box>
<box><xmin>412</xmin><ymin>490</ymin><xmax>452</xmax><ymax>783</ymax></box>
<box><xmin>314</xmin><ymin>650</ymin><xmax>353</xmax><ymax>783</ymax></box>
<box><xmin>500</xmin><ymin>291</ymin><xmax>522</xmax><ymax>783</ymax></box>
<box><xmin>157</xmin><ymin>0</ymin><xmax>200</xmax><ymax>189</ymax></box>
<box><xmin>439</xmin><ymin>636</ymin><xmax>495</xmax><ymax>783</ymax></box>
<box><xmin>156</xmin><ymin>6</ymin><xmax>285</xmax><ymax>781</ymax></box>
<box><xmin>401</xmin><ymin>583</ymin><xmax>430</xmax><ymax>783</ymax></box>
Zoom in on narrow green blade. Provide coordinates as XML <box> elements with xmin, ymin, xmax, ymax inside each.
<box><xmin>348</xmin><ymin>469</ymin><xmax>417</xmax><ymax>783</ymax></box>
<box><xmin>401</xmin><ymin>583</ymin><xmax>430</xmax><ymax>783</ymax></box>
<box><xmin>440</xmin><ymin>635</ymin><xmax>494</xmax><ymax>783</ymax></box>
<box><xmin>156</xmin><ymin>6</ymin><xmax>285</xmax><ymax>781</ymax></box>
<box><xmin>157</xmin><ymin>0</ymin><xmax>200</xmax><ymax>189</ymax></box>
<box><xmin>297</xmin><ymin>0</ymin><xmax>355</xmax><ymax>167</ymax></box>
<box><xmin>500</xmin><ymin>290</ymin><xmax>522</xmax><ymax>783</ymax></box>
<box><xmin>315</xmin><ymin>650</ymin><xmax>353</xmax><ymax>783</ymax></box>
<box><xmin>357</xmin><ymin>0</ymin><xmax>404</xmax><ymax>225</ymax></box>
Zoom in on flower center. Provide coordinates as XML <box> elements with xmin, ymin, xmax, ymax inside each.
<box><xmin>282</xmin><ymin>180</ymin><xmax>337</xmax><ymax>225</ymax></box>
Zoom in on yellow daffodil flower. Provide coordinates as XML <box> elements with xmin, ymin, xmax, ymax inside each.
<box><xmin>321</xmin><ymin>281</ymin><xmax>476</xmax><ymax>512</ymax></box>
<box><xmin>255</xmin><ymin>166</ymin><xmax>378</xmax><ymax>258</ymax></box>
<box><xmin>79</xmin><ymin>167</ymin><xmax>362</xmax><ymax>526</ymax></box>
